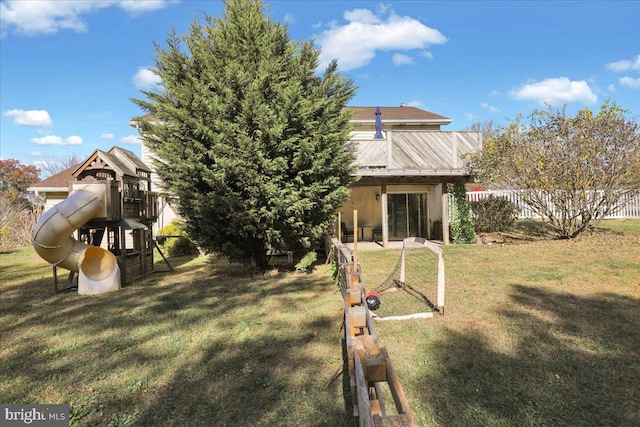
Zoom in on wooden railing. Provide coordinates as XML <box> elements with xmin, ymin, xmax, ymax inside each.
<box><xmin>334</xmin><ymin>240</ymin><xmax>417</xmax><ymax>427</ymax></box>
<box><xmin>142</xmin><ymin>191</ymin><xmax>159</xmax><ymax>221</ymax></box>
<box><xmin>106</xmin><ymin>184</ymin><xmax>158</xmax><ymax>221</ymax></box>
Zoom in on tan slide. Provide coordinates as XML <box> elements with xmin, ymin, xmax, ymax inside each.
<box><xmin>31</xmin><ymin>184</ymin><xmax>121</xmax><ymax>295</ymax></box>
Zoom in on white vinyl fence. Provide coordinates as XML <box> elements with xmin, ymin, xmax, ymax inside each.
<box><xmin>459</xmin><ymin>190</ymin><xmax>640</xmax><ymax>219</ymax></box>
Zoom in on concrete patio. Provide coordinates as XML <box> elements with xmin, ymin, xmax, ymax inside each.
<box><xmin>342</xmin><ymin>240</ymin><xmax>445</xmax><ymax>251</ymax></box>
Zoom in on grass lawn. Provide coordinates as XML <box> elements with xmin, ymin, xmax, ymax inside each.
<box><xmin>358</xmin><ymin>219</ymin><xmax>640</xmax><ymax>426</ymax></box>
<box><xmin>1</xmin><ymin>251</ymin><xmax>351</xmax><ymax>426</ymax></box>
<box><xmin>1</xmin><ymin>219</ymin><xmax>639</xmax><ymax>426</ymax></box>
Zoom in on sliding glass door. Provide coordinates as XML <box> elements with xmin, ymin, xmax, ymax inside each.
<box><xmin>387</xmin><ymin>193</ymin><xmax>429</xmax><ymax>239</ymax></box>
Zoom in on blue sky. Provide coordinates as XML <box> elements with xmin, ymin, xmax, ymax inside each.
<box><xmin>1</xmin><ymin>0</ymin><xmax>639</xmax><ymax>176</ymax></box>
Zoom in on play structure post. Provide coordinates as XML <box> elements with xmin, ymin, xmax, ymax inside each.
<box><xmin>441</xmin><ymin>184</ymin><xmax>450</xmax><ymax>245</ymax></box>
<box><xmin>353</xmin><ymin>209</ymin><xmax>358</xmax><ymax>261</ymax></box>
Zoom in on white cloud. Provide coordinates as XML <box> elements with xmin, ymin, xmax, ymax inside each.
<box><xmin>133</xmin><ymin>67</ymin><xmax>161</xmax><ymax>89</ymax></box>
<box><xmin>464</xmin><ymin>113</ymin><xmax>477</xmax><ymax>121</ymax></box>
<box><xmin>607</xmin><ymin>84</ymin><xmax>616</xmax><ymax>92</ymax></box>
<box><xmin>100</xmin><ymin>133</ymin><xmax>115</xmax><ymax>140</ymax></box>
<box><xmin>344</xmin><ymin>9</ymin><xmax>380</xmax><ymax>24</ymax></box>
<box><xmin>117</xmin><ymin>0</ymin><xmax>177</xmax><ymax>15</ymax></box>
<box><xmin>605</xmin><ymin>55</ymin><xmax>640</xmax><ymax>73</ymax></box>
<box><xmin>407</xmin><ymin>100</ymin><xmax>424</xmax><ymax>108</ymax></box>
<box><xmin>4</xmin><ymin>109</ymin><xmax>52</xmax><ymax>127</ymax></box>
<box><xmin>481</xmin><ymin>102</ymin><xmax>500</xmax><ymax>113</ymax></box>
<box><xmin>420</xmin><ymin>51</ymin><xmax>434</xmax><ymax>60</ymax></box>
<box><xmin>30</xmin><ymin>134</ymin><xmax>82</xmax><ymax>146</ymax></box>
<box><xmin>619</xmin><ymin>76</ymin><xmax>640</xmax><ymax>89</ymax></box>
<box><xmin>66</xmin><ymin>135</ymin><xmax>82</xmax><ymax>145</ymax></box>
<box><xmin>509</xmin><ymin>77</ymin><xmax>597</xmax><ymax>106</ymax></box>
<box><xmin>316</xmin><ymin>7</ymin><xmax>447</xmax><ymax>71</ymax></box>
<box><xmin>120</xmin><ymin>135</ymin><xmax>141</xmax><ymax>144</ymax></box>
<box><xmin>392</xmin><ymin>53</ymin><xmax>414</xmax><ymax>66</ymax></box>
<box><xmin>376</xmin><ymin>4</ymin><xmax>392</xmax><ymax>15</ymax></box>
<box><xmin>1</xmin><ymin>0</ymin><xmax>177</xmax><ymax>37</ymax></box>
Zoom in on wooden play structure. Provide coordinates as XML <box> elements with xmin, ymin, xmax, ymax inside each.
<box><xmin>73</xmin><ymin>147</ymin><xmax>159</xmax><ymax>284</ymax></box>
<box><xmin>32</xmin><ymin>146</ymin><xmax>159</xmax><ymax>292</ymax></box>
<box><xmin>333</xmin><ymin>212</ymin><xmax>418</xmax><ymax>426</ymax></box>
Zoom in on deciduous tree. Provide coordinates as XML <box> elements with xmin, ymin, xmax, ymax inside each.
<box><xmin>133</xmin><ymin>0</ymin><xmax>356</xmax><ymax>269</ymax></box>
<box><xmin>466</xmin><ymin>101</ymin><xmax>640</xmax><ymax>238</ymax></box>
<box><xmin>39</xmin><ymin>154</ymin><xmax>82</xmax><ymax>178</ymax></box>
<box><xmin>0</xmin><ymin>159</ymin><xmax>40</xmax><ymax>206</ymax></box>
<box><xmin>0</xmin><ymin>159</ymin><xmax>41</xmax><ymax>251</ymax></box>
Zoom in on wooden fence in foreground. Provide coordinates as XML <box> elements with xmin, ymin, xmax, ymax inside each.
<box><xmin>334</xmin><ymin>240</ymin><xmax>417</xmax><ymax>427</ymax></box>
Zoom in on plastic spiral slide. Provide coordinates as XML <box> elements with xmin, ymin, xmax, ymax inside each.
<box><xmin>31</xmin><ymin>184</ymin><xmax>121</xmax><ymax>295</ymax></box>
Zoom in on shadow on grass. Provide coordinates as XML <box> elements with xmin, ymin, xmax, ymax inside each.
<box><xmin>412</xmin><ymin>284</ymin><xmax>640</xmax><ymax>426</ymax></box>
<box><xmin>510</xmin><ymin>219</ymin><xmax>555</xmax><ymax>237</ymax></box>
<box><xmin>1</xmin><ymin>257</ymin><xmax>351</xmax><ymax>426</ymax></box>
<box><xmin>485</xmin><ymin>219</ymin><xmax>559</xmax><ymax>244</ymax></box>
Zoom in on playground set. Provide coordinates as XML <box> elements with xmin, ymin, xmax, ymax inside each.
<box><xmin>31</xmin><ymin>147</ymin><xmax>158</xmax><ymax>294</ymax></box>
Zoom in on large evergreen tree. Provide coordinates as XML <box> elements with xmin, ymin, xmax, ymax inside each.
<box><xmin>133</xmin><ymin>0</ymin><xmax>357</xmax><ymax>269</ymax></box>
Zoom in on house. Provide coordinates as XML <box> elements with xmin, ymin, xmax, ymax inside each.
<box><xmin>340</xmin><ymin>105</ymin><xmax>481</xmax><ymax>247</ymax></box>
<box><xmin>132</xmin><ymin>105</ymin><xmax>482</xmax><ymax>248</ymax></box>
<box><xmin>138</xmin><ymin>125</ymin><xmax>179</xmax><ymax>236</ymax></box>
<box><xmin>29</xmin><ymin>146</ymin><xmax>159</xmax><ymax>285</ymax></box>
<box><xmin>28</xmin><ymin>162</ymin><xmax>80</xmax><ymax>212</ymax></box>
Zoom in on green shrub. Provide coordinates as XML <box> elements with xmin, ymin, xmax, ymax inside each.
<box><xmin>157</xmin><ymin>222</ymin><xmax>199</xmax><ymax>257</ymax></box>
<box><xmin>295</xmin><ymin>251</ymin><xmax>317</xmax><ymax>272</ymax></box>
<box><xmin>470</xmin><ymin>195</ymin><xmax>519</xmax><ymax>232</ymax></box>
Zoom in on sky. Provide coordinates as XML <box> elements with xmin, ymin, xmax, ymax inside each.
<box><xmin>1</xmin><ymin>0</ymin><xmax>639</xmax><ymax>176</ymax></box>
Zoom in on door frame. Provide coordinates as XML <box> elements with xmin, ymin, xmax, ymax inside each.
<box><xmin>386</xmin><ymin>191</ymin><xmax>430</xmax><ymax>240</ymax></box>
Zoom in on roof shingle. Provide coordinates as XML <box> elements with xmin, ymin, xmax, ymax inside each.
<box><xmin>135</xmin><ymin>106</ymin><xmax>452</xmax><ymax>125</ymax></box>
<box><xmin>29</xmin><ymin>163</ymin><xmax>80</xmax><ymax>189</ymax></box>
<box><xmin>344</xmin><ymin>106</ymin><xmax>451</xmax><ymax>123</ymax></box>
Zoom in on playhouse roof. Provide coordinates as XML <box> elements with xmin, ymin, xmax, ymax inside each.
<box><xmin>72</xmin><ymin>146</ymin><xmax>151</xmax><ymax>180</ymax></box>
<box><xmin>109</xmin><ymin>146</ymin><xmax>151</xmax><ymax>174</ymax></box>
